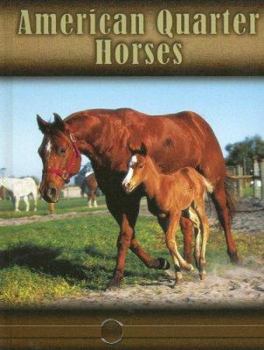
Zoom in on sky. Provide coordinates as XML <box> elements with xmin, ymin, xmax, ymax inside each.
<box><xmin>0</xmin><ymin>77</ymin><xmax>263</xmax><ymax>178</ymax></box>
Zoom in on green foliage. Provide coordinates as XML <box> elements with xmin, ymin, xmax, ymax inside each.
<box><xmin>225</xmin><ymin>135</ymin><xmax>264</xmax><ymax>173</ymax></box>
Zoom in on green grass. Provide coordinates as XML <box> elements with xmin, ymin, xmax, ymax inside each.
<box><xmin>0</xmin><ymin>196</ymin><xmax>106</xmax><ymax>219</ymax></box>
<box><xmin>242</xmin><ymin>185</ymin><xmax>254</xmax><ymax>198</ymax></box>
<box><xmin>0</xmin><ymin>214</ymin><xmax>263</xmax><ymax>306</ymax></box>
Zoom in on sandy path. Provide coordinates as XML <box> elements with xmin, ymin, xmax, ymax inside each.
<box><xmin>54</xmin><ymin>264</ymin><xmax>264</xmax><ymax>309</ymax></box>
<box><xmin>0</xmin><ymin>208</ymin><xmax>109</xmax><ymax>227</ymax></box>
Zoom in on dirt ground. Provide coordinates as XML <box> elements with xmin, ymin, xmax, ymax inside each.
<box><xmin>54</xmin><ymin>264</ymin><xmax>264</xmax><ymax>309</ymax></box>
<box><xmin>1</xmin><ymin>198</ymin><xmax>264</xmax><ymax>309</ymax></box>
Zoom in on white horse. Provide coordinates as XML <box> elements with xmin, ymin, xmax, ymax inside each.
<box><xmin>0</xmin><ymin>177</ymin><xmax>38</xmax><ymax>212</ymax></box>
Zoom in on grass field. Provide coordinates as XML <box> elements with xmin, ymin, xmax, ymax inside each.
<box><xmin>0</xmin><ymin>197</ymin><xmax>106</xmax><ymax>219</ymax></box>
<box><xmin>0</xmin><ymin>210</ymin><xmax>263</xmax><ymax>306</ymax></box>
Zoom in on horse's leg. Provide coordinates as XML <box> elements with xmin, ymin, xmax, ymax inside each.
<box><xmin>158</xmin><ymin>215</ymin><xmax>193</xmax><ymax>283</ymax></box>
<box><xmin>180</xmin><ymin>217</ymin><xmax>193</xmax><ymax>263</ymax></box>
<box><xmin>199</xmin><ymin>211</ymin><xmax>209</xmax><ymax>280</ymax></box>
<box><xmin>187</xmin><ymin>207</ymin><xmax>201</xmax><ymax>270</ymax></box>
<box><xmin>190</xmin><ymin>201</ymin><xmax>209</xmax><ymax>279</ymax></box>
<box><xmin>106</xmin><ymin>196</ymin><xmax>137</xmax><ymax>288</ymax></box>
<box><xmin>164</xmin><ymin>213</ymin><xmax>193</xmax><ymax>284</ymax></box>
<box><xmin>87</xmin><ymin>193</ymin><xmax>92</xmax><ymax>208</ymax></box>
<box><xmin>106</xmin><ymin>196</ymin><xmax>170</xmax><ymax>288</ymax></box>
<box><xmin>93</xmin><ymin>193</ymin><xmax>98</xmax><ymax>207</ymax></box>
<box><xmin>33</xmin><ymin>192</ymin><xmax>37</xmax><ymax>211</ymax></box>
<box><xmin>23</xmin><ymin>196</ymin><xmax>30</xmax><ymax>212</ymax></box>
<box><xmin>91</xmin><ymin>191</ymin><xmax>97</xmax><ymax>207</ymax></box>
<box><xmin>211</xmin><ymin>180</ymin><xmax>239</xmax><ymax>263</ymax></box>
<box><xmin>14</xmin><ymin>196</ymin><xmax>20</xmax><ymax>212</ymax></box>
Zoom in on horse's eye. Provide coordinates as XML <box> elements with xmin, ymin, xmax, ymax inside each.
<box><xmin>58</xmin><ymin>147</ymin><xmax>66</xmax><ymax>156</ymax></box>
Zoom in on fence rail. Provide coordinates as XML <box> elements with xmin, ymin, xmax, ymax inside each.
<box><xmin>227</xmin><ymin>158</ymin><xmax>264</xmax><ymax>200</ymax></box>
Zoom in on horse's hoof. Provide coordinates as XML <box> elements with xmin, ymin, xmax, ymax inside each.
<box><xmin>175</xmin><ymin>271</ymin><xmax>183</xmax><ymax>283</ymax></box>
<box><xmin>187</xmin><ymin>264</ymin><xmax>194</xmax><ymax>272</ymax></box>
<box><xmin>199</xmin><ymin>272</ymin><xmax>206</xmax><ymax>280</ymax></box>
<box><xmin>157</xmin><ymin>257</ymin><xmax>170</xmax><ymax>270</ymax></box>
<box><xmin>229</xmin><ymin>251</ymin><xmax>241</xmax><ymax>265</ymax></box>
<box><xmin>107</xmin><ymin>278</ymin><xmax>122</xmax><ymax>290</ymax></box>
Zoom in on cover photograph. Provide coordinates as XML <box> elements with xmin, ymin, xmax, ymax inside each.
<box><xmin>0</xmin><ymin>1</ymin><xmax>263</xmax><ymax>349</ymax></box>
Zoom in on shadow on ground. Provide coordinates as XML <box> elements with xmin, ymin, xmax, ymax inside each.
<box><xmin>0</xmin><ymin>244</ymin><xmax>112</xmax><ymax>284</ymax></box>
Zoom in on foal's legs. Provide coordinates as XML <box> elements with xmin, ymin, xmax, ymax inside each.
<box><xmin>180</xmin><ymin>217</ymin><xmax>194</xmax><ymax>263</ymax></box>
<box><xmin>187</xmin><ymin>207</ymin><xmax>201</xmax><ymax>268</ymax></box>
<box><xmin>189</xmin><ymin>203</ymin><xmax>209</xmax><ymax>279</ymax></box>
<box><xmin>159</xmin><ymin>214</ymin><xmax>194</xmax><ymax>284</ymax></box>
<box><xmin>199</xmin><ymin>217</ymin><xmax>209</xmax><ymax>279</ymax></box>
<box><xmin>197</xmin><ymin>202</ymin><xmax>210</xmax><ymax>280</ymax></box>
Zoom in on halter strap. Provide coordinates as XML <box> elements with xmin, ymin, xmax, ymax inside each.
<box><xmin>44</xmin><ymin>133</ymin><xmax>81</xmax><ymax>183</ymax></box>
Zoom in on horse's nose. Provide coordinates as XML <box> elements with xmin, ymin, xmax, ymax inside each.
<box><xmin>46</xmin><ymin>186</ymin><xmax>58</xmax><ymax>202</ymax></box>
<box><xmin>122</xmin><ymin>180</ymin><xmax>131</xmax><ymax>193</ymax></box>
<box><xmin>122</xmin><ymin>180</ymin><xmax>129</xmax><ymax>189</ymax></box>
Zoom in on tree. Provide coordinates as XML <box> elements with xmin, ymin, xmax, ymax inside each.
<box><xmin>225</xmin><ymin>135</ymin><xmax>264</xmax><ymax>174</ymax></box>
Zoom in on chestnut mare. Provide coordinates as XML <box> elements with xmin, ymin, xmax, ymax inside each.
<box><xmin>37</xmin><ymin>108</ymin><xmax>239</xmax><ymax>288</ymax></box>
<box><xmin>122</xmin><ymin>143</ymin><xmax>213</xmax><ymax>283</ymax></box>
<box><xmin>81</xmin><ymin>172</ymin><xmax>98</xmax><ymax>208</ymax></box>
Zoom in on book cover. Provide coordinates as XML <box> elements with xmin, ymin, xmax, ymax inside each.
<box><xmin>0</xmin><ymin>1</ymin><xmax>263</xmax><ymax>348</ymax></box>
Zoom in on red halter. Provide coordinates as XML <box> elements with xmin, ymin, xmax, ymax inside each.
<box><xmin>44</xmin><ymin>133</ymin><xmax>81</xmax><ymax>183</ymax></box>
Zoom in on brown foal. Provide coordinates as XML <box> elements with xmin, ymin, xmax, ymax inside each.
<box><xmin>122</xmin><ymin>143</ymin><xmax>213</xmax><ymax>283</ymax></box>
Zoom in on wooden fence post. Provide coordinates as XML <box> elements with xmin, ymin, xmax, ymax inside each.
<box><xmin>253</xmin><ymin>157</ymin><xmax>260</xmax><ymax>199</ymax></box>
<box><xmin>260</xmin><ymin>158</ymin><xmax>264</xmax><ymax>200</ymax></box>
<box><xmin>236</xmin><ymin>164</ymin><xmax>244</xmax><ymax>198</ymax></box>
<box><xmin>48</xmin><ymin>203</ymin><xmax>55</xmax><ymax>214</ymax></box>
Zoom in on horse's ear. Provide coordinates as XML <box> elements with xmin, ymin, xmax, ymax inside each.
<box><xmin>140</xmin><ymin>142</ymin><xmax>147</xmax><ymax>156</ymax></box>
<box><xmin>36</xmin><ymin>115</ymin><xmax>49</xmax><ymax>134</ymax></box>
<box><xmin>128</xmin><ymin>138</ymin><xmax>148</xmax><ymax>156</ymax></box>
<box><xmin>53</xmin><ymin>113</ymin><xmax>65</xmax><ymax>132</ymax></box>
<box><xmin>128</xmin><ymin>138</ymin><xmax>140</xmax><ymax>154</ymax></box>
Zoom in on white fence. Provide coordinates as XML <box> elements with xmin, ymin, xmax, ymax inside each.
<box><xmin>62</xmin><ymin>186</ymin><xmax>82</xmax><ymax>199</ymax></box>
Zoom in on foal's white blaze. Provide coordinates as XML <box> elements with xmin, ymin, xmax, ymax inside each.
<box><xmin>46</xmin><ymin>139</ymin><xmax>52</xmax><ymax>154</ymax></box>
<box><xmin>122</xmin><ymin>155</ymin><xmax>138</xmax><ymax>187</ymax></box>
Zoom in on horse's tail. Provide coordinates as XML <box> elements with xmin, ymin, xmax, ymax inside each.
<box><xmin>224</xmin><ymin>176</ymin><xmax>237</xmax><ymax>219</ymax></box>
<box><xmin>202</xmin><ymin>176</ymin><xmax>214</xmax><ymax>194</ymax></box>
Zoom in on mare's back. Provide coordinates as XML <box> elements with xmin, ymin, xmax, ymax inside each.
<box><xmin>121</xmin><ymin>109</ymin><xmax>224</xmax><ymax>177</ymax></box>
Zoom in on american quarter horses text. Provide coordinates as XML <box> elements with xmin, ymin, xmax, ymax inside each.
<box><xmin>37</xmin><ymin>109</ymin><xmax>239</xmax><ymax>288</ymax></box>
<box><xmin>122</xmin><ymin>143</ymin><xmax>213</xmax><ymax>283</ymax></box>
